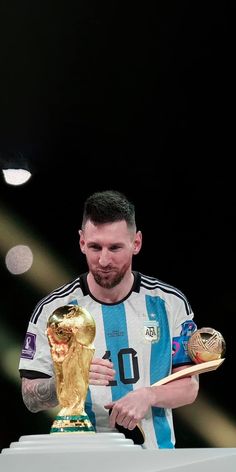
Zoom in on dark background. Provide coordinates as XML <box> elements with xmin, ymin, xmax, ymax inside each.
<box><xmin>0</xmin><ymin>1</ymin><xmax>235</xmax><ymax>451</ymax></box>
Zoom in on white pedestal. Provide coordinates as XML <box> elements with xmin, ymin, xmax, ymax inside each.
<box><xmin>1</xmin><ymin>432</ymin><xmax>236</xmax><ymax>472</ymax></box>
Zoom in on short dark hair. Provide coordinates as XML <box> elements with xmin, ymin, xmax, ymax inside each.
<box><xmin>82</xmin><ymin>190</ymin><xmax>136</xmax><ymax>229</ymax></box>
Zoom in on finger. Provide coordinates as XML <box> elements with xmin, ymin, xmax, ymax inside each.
<box><xmin>89</xmin><ymin>377</ymin><xmax>110</xmax><ymax>386</ymax></box>
<box><xmin>126</xmin><ymin>419</ymin><xmax>138</xmax><ymax>430</ymax></box>
<box><xmin>108</xmin><ymin>407</ymin><xmax>119</xmax><ymax>428</ymax></box>
<box><xmin>117</xmin><ymin>415</ymin><xmax>131</xmax><ymax>429</ymax></box>
<box><xmin>89</xmin><ymin>370</ymin><xmax>115</xmax><ymax>381</ymax></box>
<box><xmin>90</xmin><ymin>364</ymin><xmax>116</xmax><ymax>377</ymax></box>
<box><xmin>89</xmin><ymin>370</ymin><xmax>116</xmax><ymax>380</ymax></box>
<box><xmin>92</xmin><ymin>358</ymin><xmax>114</xmax><ymax>368</ymax></box>
<box><xmin>104</xmin><ymin>402</ymin><xmax>115</xmax><ymax>410</ymax></box>
<box><xmin>115</xmin><ymin>410</ymin><xmax>138</xmax><ymax>430</ymax></box>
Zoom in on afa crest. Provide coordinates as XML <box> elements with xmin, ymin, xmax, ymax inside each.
<box><xmin>144</xmin><ymin>320</ymin><xmax>160</xmax><ymax>342</ymax></box>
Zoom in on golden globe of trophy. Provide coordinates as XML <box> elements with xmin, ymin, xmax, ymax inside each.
<box><xmin>46</xmin><ymin>304</ymin><xmax>96</xmax><ymax>434</ymax></box>
<box><xmin>187</xmin><ymin>327</ymin><xmax>226</xmax><ymax>364</ymax></box>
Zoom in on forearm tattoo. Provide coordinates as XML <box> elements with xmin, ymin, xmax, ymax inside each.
<box><xmin>22</xmin><ymin>377</ymin><xmax>58</xmax><ymax>413</ymax></box>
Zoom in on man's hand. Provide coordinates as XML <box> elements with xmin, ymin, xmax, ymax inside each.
<box><xmin>104</xmin><ymin>387</ymin><xmax>152</xmax><ymax>430</ymax></box>
<box><xmin>89</xmin><ymin>358</ymin><xmax>116</xmax><ymax>385</ymax></box>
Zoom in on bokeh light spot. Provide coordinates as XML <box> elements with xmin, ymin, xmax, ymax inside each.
<box><xmin>2</xmin><ymin>169</ymin><xmax>32</xmax><ymax>185</ymax></box>
<box><xmin>5</xmin><ymin>245</ymin><xmax>33</xmax><ymax>274</ymax></box>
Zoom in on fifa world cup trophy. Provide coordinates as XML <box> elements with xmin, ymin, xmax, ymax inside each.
<box><xmin>187</xmin><ymin>327</ymin><xmax>226</xmax><ymax>364</ymax></box>
<box><xmin>46</xmin><ymin>304</ymin><xmax>96</xmax><ymax>433</ymax></box>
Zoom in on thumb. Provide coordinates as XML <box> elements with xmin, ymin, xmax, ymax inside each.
<box><xmin>104</xmin><ymin>402</ymin><xmax>115</xmax><ymax>410</ymax></box>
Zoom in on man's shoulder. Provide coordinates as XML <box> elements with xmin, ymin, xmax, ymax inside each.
<box><xmin>138</xmin><ymin>272</ymin><xmax>192</xmax><ymax>313</ymax></box>
<box><xmin>30</xmin><ymin>274</ymin><xmax>86</xmax><ymax>324</ymax></box>
<box><xmin>139</xmin><ymin>272</ymin><xmax>176</xmax><ymax>291</ymax></box>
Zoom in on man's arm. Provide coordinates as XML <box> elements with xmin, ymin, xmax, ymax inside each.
<box><xmin>148</xmin><ymin>364</ymin><xmax>199</xmax><ymax>408</ymax></box>
<box><xmin>148</xmin><ymin>373</ymin><xmax>199</xmax><ymax>409</ymax></box>
<box><xmin>21</xmin><ymin>377</ymin><xmax>58</xmax><ymax>413</ymax></box>
<box><xmin>105</xmin><ymin>373</ymin><xmax>199</xmax><ymax>431</ymax></box>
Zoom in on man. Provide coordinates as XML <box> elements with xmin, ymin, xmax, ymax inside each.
<box><xmin>19</xmin><ymin>190</ymin><xmax>199</xmax><ymax>448</ymax></box>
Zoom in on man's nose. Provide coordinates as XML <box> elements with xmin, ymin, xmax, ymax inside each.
<box><xmin>99</xmin><ymin>249</ymin><xmax>110</xmax><ymax>266</ymax></box>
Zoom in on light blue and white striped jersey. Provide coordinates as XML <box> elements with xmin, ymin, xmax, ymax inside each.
<box><xmin>19</xmin><ymin>271</ymin><xmax>197</xmax><ymax>449</ymax></box>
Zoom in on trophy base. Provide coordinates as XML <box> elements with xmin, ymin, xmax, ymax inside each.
<box><xmin>50</xmin><ymin>414</ymin><xmax>95</xmax><ymax>433</ymax></box>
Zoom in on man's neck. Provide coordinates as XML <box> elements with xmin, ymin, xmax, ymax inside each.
<box><xmin>87</xmin><ymin>271</ymin><xmax>134</xmax><ymax>303</ymax></box>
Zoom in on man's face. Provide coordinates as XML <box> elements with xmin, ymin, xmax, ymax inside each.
<box><xmin>79</xmin><ymin>220</ymin><xmax>142</xmax><ymax>289</ymax></box>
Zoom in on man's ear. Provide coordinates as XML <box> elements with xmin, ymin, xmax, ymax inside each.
<box><xmin>133</xmin><ymin>230</ymin><xmax>142</xmax><ymax>255</ymax></box>
<box><xmin>79</xmin><ymin>229</ymin><xmax>85</xmax><ymax>253</ymax></box>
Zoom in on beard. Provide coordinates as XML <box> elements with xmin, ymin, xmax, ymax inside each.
<box><xmin>91</xmin><ymin>267</ymin><xmax>127</xmax><ymax>289</ymax></box>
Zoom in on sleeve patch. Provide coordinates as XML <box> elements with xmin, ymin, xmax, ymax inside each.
<box><xmin>20</xmin><ymin>332</ymin><xmax>36</xmax><ymax>360</ymax></box>
<box><xmin>172</xmin><ymin>320</ymin><xmax>197</xmax><ymax>365</ymax></box>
